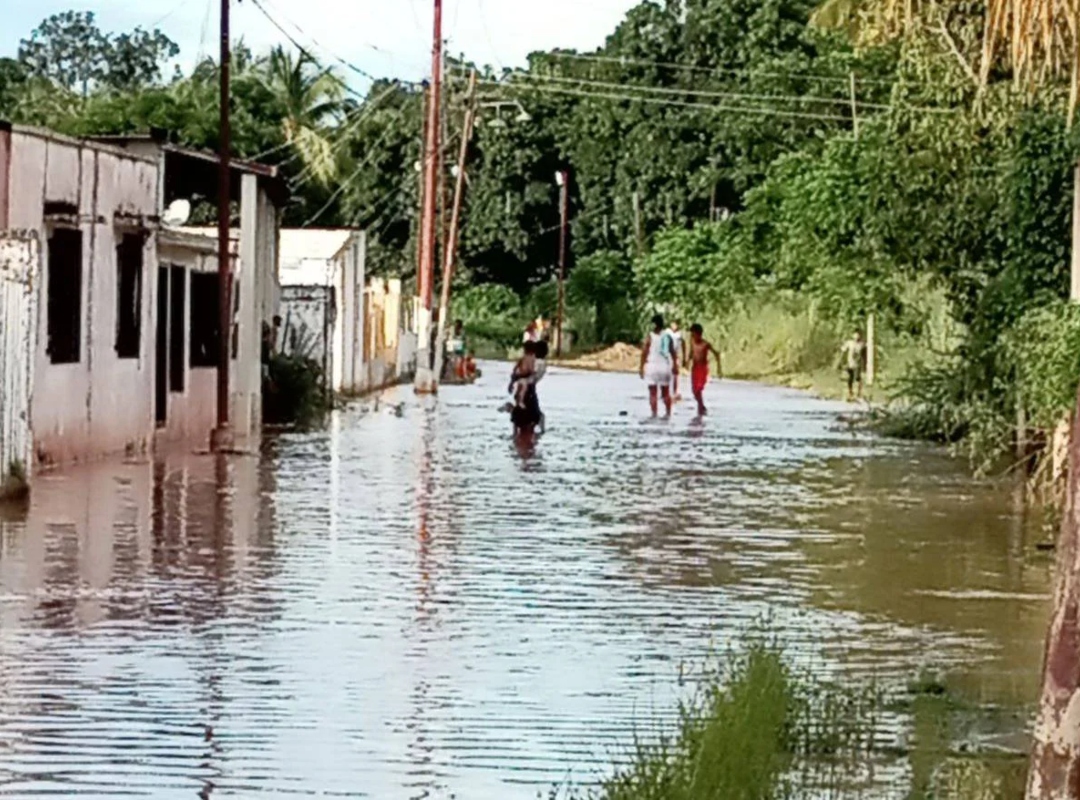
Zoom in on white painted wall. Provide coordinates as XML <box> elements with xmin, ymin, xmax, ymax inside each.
<box><xmin>5</xmin><ymin>129</ymin><xmax>158</xmax><ymax>469</ymax></box>
<box><xmin>0</xmin><ymin>234</ymin><xmax>37</xmax><ymax>489</ymax></box>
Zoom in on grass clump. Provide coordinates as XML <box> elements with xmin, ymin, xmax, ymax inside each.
<box><xmin>561</xmin><ymin>644</ymin><xmax>877</xmax><ymax>800</ymax></box>
<box><xmin>263</xmin><ymin>353</ymin><xmax>329</xmax><ymax>427</ymax></box>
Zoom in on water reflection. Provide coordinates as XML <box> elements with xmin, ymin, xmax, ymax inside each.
<box><xmin>0</xmin><ymin>367</ymin><xmax>1054</xmax><ymax>798</ymax></box>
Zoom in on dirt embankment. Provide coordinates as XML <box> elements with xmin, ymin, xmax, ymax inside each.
<box><xmin>557</xmin><ymin>343</ymin><xmax>641</xmax><ymax>373</ymax></box>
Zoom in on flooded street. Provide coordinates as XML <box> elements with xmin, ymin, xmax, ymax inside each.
<box><xmin>0</xmin><ymin>364</ymin><xmax>1053</xmax><ymax>798</ymax></box>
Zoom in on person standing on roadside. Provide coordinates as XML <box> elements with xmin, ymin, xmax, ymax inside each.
<box><xmin>640</xmin><ymin>314</ymin><xmax>679</xmax><ymax>419</ymax></box>
<box><xmin>669</xmin><ymin>320</ymin><xmax>687</xmax><ymax>402</ymax></box>
<box><xmin>839</xmin><ymin>329</ymin><xmax>868</xmax><ymax>402</ymax></box>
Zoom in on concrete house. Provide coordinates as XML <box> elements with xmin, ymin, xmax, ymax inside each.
<box><xmin>89</xmin><ymin>133</ymin><xmax>285</xmax><ymax>445</ymax></box>
<box><xmin>0</xmin><ymin>123</ymin><xmax>284</xmax><ymax>492</ymax></box>
<box><xmin>278</xmin><ymin>228</ymin><xmax>417</xmax><ymax>396</ymax></box>
<box><xmin>0</xmin><ymin>124</ymin><xmax>160</xmax><ymax>482</ymax></box>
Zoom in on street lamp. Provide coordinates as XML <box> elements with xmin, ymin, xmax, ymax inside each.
<box><xmin>555</xmin><ymin>169</ymin><xmax>570</xmax><ymax>357</ymax></box>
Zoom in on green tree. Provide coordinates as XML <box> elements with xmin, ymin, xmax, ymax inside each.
<box><xmin>262</xmin><ymin>47</ymin><xmax>345</xmax><ymax>186</ymax></box>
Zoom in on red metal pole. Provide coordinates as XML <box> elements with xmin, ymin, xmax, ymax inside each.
<box><xmin>414</xmin><ymin>0</ymin><xmax>442</xmax><ymax>392</ymax></box>
<box><xmin>213</xmin><ymin>0</ymin><xmax>233</xmax><ymax>449</ymax></box>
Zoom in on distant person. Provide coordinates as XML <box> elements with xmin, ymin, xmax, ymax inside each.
<box><xmin>640</xmin><ymin>314</ymin><xmax>679</xmax><ymax>419</ymax></box>
<box><xmin>669</xmin><ymin>320</ymin><xmax>687</xmax><ymax>401</ymax></box>
<box><xmin>448</xmin><ymin>320</ymin><xmax>467</xmax><ymax>379</ymax></box>
<box><xmin>687</xmin><ymin>324</ymin><xmax>722</xmax><ymax>417</ymax></box>
<box><xmin>510</xmin><ymin>341</ymin><xmax>538</xmax><ymax>409</ymax></box>
<box><xmin>839</xmin><ymin>330</ymin><xmax>868</xmax><ymax>402</ymax></box>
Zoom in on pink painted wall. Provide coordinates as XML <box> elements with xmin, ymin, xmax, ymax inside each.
<box><xmin>8</xmin><ymin>130</ymin><xmax>159</xmax><ymax>468</ymax></box>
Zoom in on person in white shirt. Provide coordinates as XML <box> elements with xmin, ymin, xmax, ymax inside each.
<box><xmin>640</xmin><ymin>314</ymin><xmax>679</xmax><ymax>419</ymax></box>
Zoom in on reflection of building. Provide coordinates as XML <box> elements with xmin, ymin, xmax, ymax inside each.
<box><xmin>278</xmin><ymin>228</ymin><xmax>417</xmax><ymax>396</ymax></box>
<box><xmin>0</xmin><ymin>123</ymin><xmax>284</xmax><ymax>492</ymax></box>
<box><xmin>0</xmin><ymin>452</ymin><xmax>275</xmax><ymax>631</ymax></box>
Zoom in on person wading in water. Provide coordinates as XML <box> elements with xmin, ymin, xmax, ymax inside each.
<box><xmin>640</xmin><ymin>314</ymin><xmax>679</xmax><ymax>419</ymax></box>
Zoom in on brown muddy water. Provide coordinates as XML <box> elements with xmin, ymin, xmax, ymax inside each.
<box><xmin>0</xmin><ymin>365</ymin><xmax>1053</xmax><ymax>798</ymax></box>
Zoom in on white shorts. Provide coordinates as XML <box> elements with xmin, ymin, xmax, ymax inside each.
<box><xmin>644</xmin><ymin>364</ymin><xmax>673</xmax><ymax>387</ymax></box>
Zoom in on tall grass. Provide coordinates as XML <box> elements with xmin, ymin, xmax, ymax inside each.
<box><xmin>559</xmin><ymin>644</ymin><xmax>879</xmax><ymax>800</ymax></box>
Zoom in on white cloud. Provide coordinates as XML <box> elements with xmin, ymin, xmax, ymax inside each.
<box><xmin>0</xmin><ymin>0</ymin><xmax>638</xmax><ymax>85</ymax></box>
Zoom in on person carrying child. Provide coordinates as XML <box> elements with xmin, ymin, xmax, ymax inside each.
<box><xmin>687</xmin><ymin>324</ymin><xmax>722</xmax><ymax>417</ymax></box>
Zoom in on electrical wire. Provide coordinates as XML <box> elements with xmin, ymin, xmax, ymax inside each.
<box><xmin>538</xmin><ymin>51</ymin><xmax>900</xmax><ymax>87</ymax></box>
<box><xmin>489</xmin><ymin>69</ymin><xmax>897</xmax><ymax>112</ymax></box>
<box><xmin>247</xmin><ymin>0</ymin><xmax>377</xmax><ymax>96</ymax></box>
<box><xmin>465</xmin><ymin>78</ymin><xmax>853</xmax><ymax>123</ymax></box>
<box><xmin>301</xmin><ymin>102</ymin><xmax>417</xmax><ymax>226</ymax></box>
<box><xmin>288</xmin><ymin>82</ymin><xmax>406</xmax><ymax>191</ymax></box>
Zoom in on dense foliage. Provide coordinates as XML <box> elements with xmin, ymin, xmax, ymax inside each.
<box><xmin>4</xmin><ymin>2</ymin><xmax>1080</xmax><ymax>468</ymax></box>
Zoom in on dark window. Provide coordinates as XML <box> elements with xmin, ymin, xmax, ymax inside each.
<box><xmin>190</xmin><ymin>272</ymin><xmax>220</xmax><ymax>368</ymax></box>
<box><xmin>115</xmin><ymin>233</ymin><xmax>144</xmax><ymax>359</ymax></box>
<box><xmin>169</xmin><ymin>266</ymin><xmax>186</xmax><ymax>392</ymax></box>
<box><xmin>46</xmin><ymin>228</ymin><xmax>83</xmax><ymax>365</ymax></box>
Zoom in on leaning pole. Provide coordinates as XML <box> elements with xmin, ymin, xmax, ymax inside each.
<box><xmin>1029</xmin><ymin>386</ymin><xmax>1080</xmax><ymax>800</ymax></box>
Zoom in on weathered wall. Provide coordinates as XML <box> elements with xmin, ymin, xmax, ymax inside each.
<box><xmin>280</xmin><ymin>285</ymin><xmax>334</xmax><ymax>387</ymax></box>
<box><xmin>0</xmin><ymin>234</ymin><xmax>37</xmax><ymax>491</ymax></box>
<box><xmin>6</xmin><ymin>130</ymin><xmax>158</xmax><ymax>469</ymax></box>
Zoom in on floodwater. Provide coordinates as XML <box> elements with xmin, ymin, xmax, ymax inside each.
<box><xmin>0</xmin><ymin>365</ymin><xmax>1053</xmax><ymax>798</ymax></box>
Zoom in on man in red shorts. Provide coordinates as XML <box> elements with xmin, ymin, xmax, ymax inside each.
<box><xmin>688</xmin><ymin>324</ymin><xmax>723</xmax><ymax>416</ymax></box>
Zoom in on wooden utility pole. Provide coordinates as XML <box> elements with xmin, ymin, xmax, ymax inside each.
<box><xmin>1071</xmin><ymin>164</ymin><xmax>1080</xmax><ymax>302</ymax></box>
<box><xmin>849</xmin><ymin>72</ymin><xmax>860</xmax><ymax>139</ymax></box>
<box><xmin>211</xmin><ymin>0</ymin><xmax>233</xmax><ymax>452</ymax></box>
<box><xmin>849</xmin><ymin>72</ymin><xmax>875</xmax><ymax>388</ymax></box>
<box><xmin>632</xmin><ymin>190</ymin><xmax>644</xmax><ymax>257</ymax></box>
<box><xmin>414</xmin><ymin>0</ymin><xmax>442</xmax><ymax>394</ymax></box>
<box><xmin>434</xmin><ymin>71</ymin><xmax>478</xmax><ymax>383</ymax></box>
<box><xmin>556</xmin><ymin>169</ymin><xmax>570</xmax><ymax>357</ymax></box>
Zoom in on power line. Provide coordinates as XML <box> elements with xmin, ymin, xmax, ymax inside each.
<box><xmin>462</xmin><ymin>78</ymin><xmax>853</xmax><ymax>123</ymax></box>
<box><xmin>301</xmin><ymin>101</ymin><xmax>418</xmax><ymax>226</ymax></box>
<box><xmin>487</xmin><ymin>69</ymin><xmax>899</xmax><ymax>112</ymax></box>
<box><xmin>289</xmin><ymin>82</ymin><xmax>405</xmax><ymax>191</ymax></box>
<box><xmin>539</xmin><ymin>51</ymin><xmax>899</xmax><ymax>87</ymax></box>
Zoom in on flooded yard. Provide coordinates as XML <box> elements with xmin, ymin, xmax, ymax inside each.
<box><xmin>0</xmin><ymin>364</ymin><xmax>1053</xmax><ymax>797</ymax></box>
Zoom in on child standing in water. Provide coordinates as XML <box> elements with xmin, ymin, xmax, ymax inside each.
<box><xmin>688</xmin><ymin>324</ymin><xmax>722</xmax><ymax>417</ymax></box>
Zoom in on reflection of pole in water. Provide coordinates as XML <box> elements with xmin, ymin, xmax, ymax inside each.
<box><xmin>415</xmin><ymin>409</ymin><xmax>436</xmax><ymax>614</ymax></box>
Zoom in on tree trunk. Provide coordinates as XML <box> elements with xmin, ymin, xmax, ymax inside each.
<box><xmin>1029</xmin><ymin>388</ymin><xmax>1080</xmax><ymax>799</ymax></box>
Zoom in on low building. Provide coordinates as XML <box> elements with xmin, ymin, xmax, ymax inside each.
<box><xmin>91</xmin><ymin>132</ymin><xmax>284</xmax><ymax>443</ymax></box>
<box><xmin>0</xmin><ymin>124</ymin><xmax>160</xmax><ymax>481</ymax></box>
<box><xmin>278</xmin><ymin>228</ymin><xmax>415</xmax><ymax>396</ymax></box>
<box><xmin>0</xmin><ymin>123</ymin><xmax>284</xmax><ymax>493</ymax></box>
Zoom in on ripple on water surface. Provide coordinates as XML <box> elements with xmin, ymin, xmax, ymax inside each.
<box><xmin>0</xmin><ymin>365</ymin><xmax>1051</xmax><ymax>797</ymax></box>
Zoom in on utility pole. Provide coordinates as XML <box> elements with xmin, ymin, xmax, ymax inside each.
<box><xmin>414</xmin><ymin>0</ymin><xmax>442</xmax><ymax>394</ymax></box>
<box><xmin>632</xmin><ymin>190</ymin><xmax>644</xmax><ymax>258</ymax></box>
<box><xmin>849</xmin><ymin>71</ymin><xmax>875</xmax><ymax>388</ymax></box>
<box><xmin>556</xmin><ymin>169</ymin><xmax>570</xmax><ymax>357</ymax></box>
<box><xmin>211</xmin><ymin>0</ymin><xmax>233</xmax><ymax>452</ymax></box>
<box><xmin>434</xmin><ymin>70</ymin><xmax>478</xmax><ymax>383</ymax></box>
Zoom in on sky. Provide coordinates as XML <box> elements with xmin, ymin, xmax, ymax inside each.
<box><xmin>0</xmin><ymin>0</ymin><xmax>640</xmax><ymax>85</ymax></box>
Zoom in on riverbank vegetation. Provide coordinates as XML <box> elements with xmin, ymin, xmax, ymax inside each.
<box><xmin>5</xmin><ymin>3</ymin><xmax>1080</xmax><ymax>482</ymax></box>
<box><xmin>554</xmin><ymin>642</ymin><xmax>1025</xmax><ymax>800</ymax></box>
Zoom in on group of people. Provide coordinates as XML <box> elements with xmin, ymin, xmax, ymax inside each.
<box><xmin>640</xmin><ymin>315</ymin><xmax>722</xmax><ymax>419</ymax></box>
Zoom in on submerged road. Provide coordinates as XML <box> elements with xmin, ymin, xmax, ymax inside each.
<box><xmin>0</xmin><ymin>363</ymin><xmax>1053</xmax><ymax>797</ymax></box>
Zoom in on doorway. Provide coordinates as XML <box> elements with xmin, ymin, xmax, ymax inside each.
<box><xmin>155</xmin><ymin>266</ymin><xmax>168</xmax><ymax>426</ymax></box>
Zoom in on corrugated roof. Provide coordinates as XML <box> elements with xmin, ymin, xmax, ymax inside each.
<box><xmin>279</xmin><ymin>229</ymin><xmax>359</xmax><ymax>287</ymax></box>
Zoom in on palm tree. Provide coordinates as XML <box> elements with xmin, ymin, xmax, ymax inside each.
<box><xmin>262</xmin><ymin>46</ymin><xmax>344</xmax><ymax>186</ymax></box>
<box><xmin>812</xmin><ymin>0</ymin><xmax>1080</xmax><ymax>116</ymax></box>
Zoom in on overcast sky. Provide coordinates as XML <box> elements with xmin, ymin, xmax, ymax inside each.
<box><xmin>0</xmin><ymin>0</ymin><xmax>639</xmax><ymax>84</ymax></box>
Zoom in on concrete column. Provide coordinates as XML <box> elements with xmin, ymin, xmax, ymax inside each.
<box><xmin>236</xmin><ymin>173</ymin><xmax>258</xmax><ymax>437</ymax></box>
